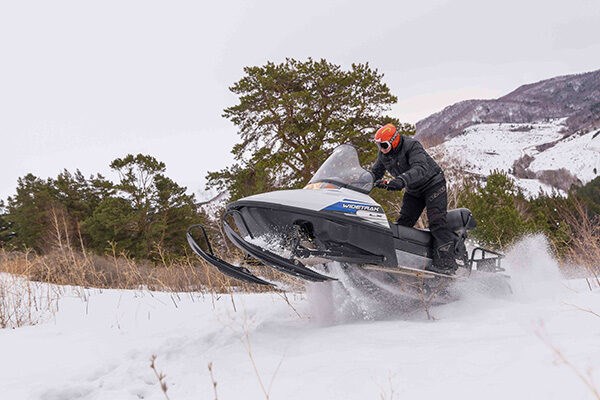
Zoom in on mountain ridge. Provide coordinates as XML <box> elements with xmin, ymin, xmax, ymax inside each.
<box><xmin>416</xmin><ymin>69</ymin><xmax>600</xmax><ymax>143</ymax></box>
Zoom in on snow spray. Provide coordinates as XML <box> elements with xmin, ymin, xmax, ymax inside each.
<box><xmin>305</xmin><ymin>234</ymin><xmax>572</xmax><ymax>323</ymax></box>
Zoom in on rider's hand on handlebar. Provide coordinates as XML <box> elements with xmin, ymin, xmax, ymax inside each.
<box><xmin>374</xmin><ymin>179</ymin><xmax>389</xmax><ymax>189</ymax></box>
<box><xmin>375</xmin><ymin>178</ymin><xmax>405</xmax><ymax>191</ymax></box>
<box><xmin>386</xmin><ymin>178</ymin><xmax>405</xmax><ymax>191</ymax></box>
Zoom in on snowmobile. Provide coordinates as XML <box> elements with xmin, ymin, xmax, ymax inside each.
<box><xmin>187</xmin><ymin>144</ymin><xmax>508</xmax><ymax>302</ymax></box>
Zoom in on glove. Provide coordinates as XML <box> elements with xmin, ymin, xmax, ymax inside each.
<box><xmin>374</xmin><ymin>179</ymin><xmax>389</xmax><ymax>189</ymax></box>
<box><xmin>374</xmin><ymin>178</ymin><xmax>405</xmax><ymax>191</ymax></box>
<box><xmin>386</xmin><ymin>178</ymin><xmax>405</xmax><ymax>191</ymax></box>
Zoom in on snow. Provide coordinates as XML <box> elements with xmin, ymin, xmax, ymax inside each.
<box><xmin>435</xmin><ymin>120</ymin><xmax>565</xmax><ymax>176</ymax></box>
<box><xmin>528</xmin><ymin>129</ymin><xmax>600</xmax><ymax>184</ymax></box>
<box><xmin>513</xmin><ymin>177</ymin><xmax>562</xmax><ymax>198</ymax></box>
<box><xmin>1</xmin><ymin>236</ymin><xmax>600</xmax><ymax>400</ymax></box>
<box><xmin>433</xmin><ymin>119</ymin><xmax>600</xmax><ymax>197</ymax></box>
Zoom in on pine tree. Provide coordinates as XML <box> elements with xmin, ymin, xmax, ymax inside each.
<box><xmin>0</xmin><ymin>201</ymin><xmax>14</xmax><ymax>246</ymax></box>
<box><xmin>208</xmin><ymin>58</ymin><xmax>405</xmax><ymax>200</ymax></box>
<box><xmin>527</xmin><ymin>193</ymin><xmax>576</xmax><ymax>256</ymax></box>
<box><xmin>5</xmin><ymin>174</ymin><xmax>56</xmax><ymax>251</ymax></box>
<box><xmin>459</xmin><ymin>172</ymin><xmax>530</xmax><ymax>248</ymax></box>
<box><xmin>575</xmin><ymin>175</ymin><xmax>600</xmax><ymax>216</ymax></box>
<box><xmin>83</xmin><ymin>154</ymin><xmax>201</xmax><ymax>258</ymax></box>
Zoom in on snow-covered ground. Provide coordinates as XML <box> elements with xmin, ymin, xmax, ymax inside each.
<box><xmin>1</xmin><ymin>236</ymin><xmax>599</xmax><ymax>400</ymax></box>
<box><xmin>528</xmin><ymin>129</ymin><xmax>600</xmax><ymax>184</ymax></box>
<box><xmin>433</xmin><ymin>119</ymin><xmax>600</xmax><ymax>197</ymax></box>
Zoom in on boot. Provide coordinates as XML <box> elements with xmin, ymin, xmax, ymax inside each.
<box><xmin>427</xmin><ymin>242</ymin><xmax>459</xmax><ymax>275</ymax></box>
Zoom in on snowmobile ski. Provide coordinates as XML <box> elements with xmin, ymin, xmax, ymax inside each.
<box><xmin>186</xmin><ymin>225</ymin><xmax>273</xmax><ymax>286</ymax></box>
<box><xmin>223</xmin><ymin>219</ymin><xmax>336</xmax><ymax>282</ymax></box>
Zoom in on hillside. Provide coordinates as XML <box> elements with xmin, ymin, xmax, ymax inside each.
<box><xmin>431</xmin><ymin>119</ymin><xmax>600</xmax><ymax>196</ymax></box>
<box><xmin>417</xmin><ymin>69</ymin><xmax>600</xmax><ymax>195</ymax></box>
<box><xmin>417</xmin><ymin>69</ymin><xmax>600</xmax><ymax>143</ymax></box>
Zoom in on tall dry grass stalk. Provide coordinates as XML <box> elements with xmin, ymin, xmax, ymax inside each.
<box><xmin>0</xmin><ymin>256</ymin><xmax>61</xmax><ymax>329</ymax></box>
<box><xmin>0</xmin><ymin>246</ymin><xmax>298</xmax><ymax>294</ymax></box>
<box><xmin>536</xmin><ymin>322</ymin><xmax>600</xmax><ymax>399</ymax></box>
<box><xmin>150</xmin><ymin>355</ymin><xmax>171</xmax><ymax>400</ymax></box>
<box><xmin>0</xmin><ymin>205</ymin><xmax>300</xmax><ymax>296</ymax></box>
<box><xmin>0</xmin><ymin>204</ymin><xmax>300</xmax><ymax>294</ymax></box>
<box><xmin>561</xmin><ymin>200</ymin><xmax>600</xmax><ymax>283</ymax></box>
<box><xmin>0</xmin><ymin>212</ymin><xmax>303</xmax><ymax>329</ymax></box>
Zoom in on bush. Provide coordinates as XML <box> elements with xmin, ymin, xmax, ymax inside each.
<box><xmin>458</xmin><ymin>171</ymin><xmax>531</xmax><ymax>248</ymax></box>
<box><xmin>576</xmin><ymin>176</ymin><xmax>600</xmax><ymax>216</ymax></box>
<box><xmin>527</xmin><ymin>193</ymin><xmax>577</xmax><ymax>256</ymax></box>
<box><xmin>536</xmin><ymin>168</ymin><xmax>581</xmax><ymax>192</ymax></box>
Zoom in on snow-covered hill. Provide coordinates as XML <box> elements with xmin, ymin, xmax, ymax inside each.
<box><xmin>1</xmin><ymin>237</ymin><xmax>599</xmax><ymax>399</ymax></box>
<box><xmin>416</xmin><ymin>69</ymin><xmax>600</xmax><ymax>143</ymax></box>
<box><xmin>431</xmin><ymin>119</ymin><xmax>600</xmax><ymax>196</ymax></box>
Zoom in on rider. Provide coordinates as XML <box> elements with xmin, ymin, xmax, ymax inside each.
<box><xmin>370</xmin><ymin>123</ymin><xmax>458</xmax><ymax>275</ymax></box>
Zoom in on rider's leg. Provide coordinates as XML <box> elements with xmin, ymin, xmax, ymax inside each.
<box><xmin>424</xmin><ymin>180</ymin><xmax>458</xmax><ymax>275</ymax></box>
<box><xmin>396</xmin><ymin>192</ymin><xmax>425</xmax><ymax>227</ymax></box>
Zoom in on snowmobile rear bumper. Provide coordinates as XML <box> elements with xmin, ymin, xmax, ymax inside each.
<box><xmin>470</xmin><ymin>247</ymin><xmax>505</xmax><ymax>272</ymax></box>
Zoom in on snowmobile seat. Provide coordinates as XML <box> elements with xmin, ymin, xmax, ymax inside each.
<box><xmin>446</xmin><ymin>208</ymin><xmax>476</xmax><ymax>233</ymax></box>
<box><xmin>391</xmin><ymin>224</ymin><xmax>432</xmax><ymax>247</ymax></box>
<box><xmin>390</xmin><ymin>208</ymin><xmax>475</xmax><ymax>247</ymax></box>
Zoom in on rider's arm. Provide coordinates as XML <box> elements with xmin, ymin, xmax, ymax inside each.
<box><xmin>399</xmin><ymin>141</ymin><xmax>434</xmax><ymax>188</ymax></box>
<box><xmin>371</xmin><ymin>157</ymin><xmax>386</xmax><ymax>181</ymax></box>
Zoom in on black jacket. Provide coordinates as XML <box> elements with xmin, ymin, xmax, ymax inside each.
<box><xmin>371</xmin><ymin>136</ymin><xmax>444</xmax><ymax>194</ymax></box>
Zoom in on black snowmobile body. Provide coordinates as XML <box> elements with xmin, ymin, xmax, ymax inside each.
<box><xmin>187</xmin><ymin>144</ymin><xmax>505</xmax><ymax>289</ymax></box>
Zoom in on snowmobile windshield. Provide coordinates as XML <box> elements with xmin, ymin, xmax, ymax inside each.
<box><xmin>306</xmin><ymin>144</ymin><xmax>374</xmax><ymax>193</ymax></box>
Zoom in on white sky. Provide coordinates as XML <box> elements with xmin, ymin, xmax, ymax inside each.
<box><xmin>1</xmin><ymin>0</ymin><xmax>599</xmax><ymax>201</ymax></box>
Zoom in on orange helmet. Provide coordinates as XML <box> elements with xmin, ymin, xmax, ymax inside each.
<box><xmin>374</xmin><ymin>124</ymin><xmax>400</xmax><ymax>153</ymax></box>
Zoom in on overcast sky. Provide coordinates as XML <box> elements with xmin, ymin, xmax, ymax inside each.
<box><xmin>1</xmin><ymin>0</ymin><xmax>599</xmax><ymax>201</ymax></box>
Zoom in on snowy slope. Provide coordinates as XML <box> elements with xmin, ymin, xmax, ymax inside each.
<box><xmin>1</xmin><ymin>237</ymin><xmax>599</xmax><ymax>400</ymax></box>
<box><xmin>528</xmin><ymin>129</ymin><xmax>600</xmax><ymax>183</ymax></box>
<box><xmin>432</xmin><ymin>119</ymin><xmax>600</xmax><ymax>197</ymax></box>
<box><xmin>416</xmin><ymin>69</ymin><xmax>600</xmax><ymax>143</ymax></box>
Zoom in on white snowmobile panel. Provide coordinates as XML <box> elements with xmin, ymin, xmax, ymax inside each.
<box><xmin>240</xmin><ymin>188</ymin><xmax>391</xmax><ymax>228</ymax></box>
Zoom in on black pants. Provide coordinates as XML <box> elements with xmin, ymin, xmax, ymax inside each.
<box><xmin>396</xmin><ymin>180</ymin><xmax>455</xmax><ymax>250</ymax></box>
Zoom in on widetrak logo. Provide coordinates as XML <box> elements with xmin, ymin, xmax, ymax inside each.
<box><xmin>342</xmin><ymin>203</ymin><xmax>381</xmax><ymax>213</ymax></box>
<box><xmin>322</xmin><ymin>200</ymin><xmax>384</xmax><ymax>215</ymax></box>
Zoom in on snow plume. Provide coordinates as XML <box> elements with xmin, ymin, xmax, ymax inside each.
<box><xmin>450</xmin><ymin>234</ymin><xmax>566</xmax><ymax>306</ymax></box>
<box><xmin>307</xmin><ymin>235</ymin><xmax>581</xmax><ymax>325</ymax></box>
<box><xmin>502</xmin><ymin>234</ymin><xmax>565</xmax><ymax>300</ymax></box>
<box><xmin>306</xmin><ymin>268</ymin><xmax>380</xmax><ymax>325</ymax></box>
<box><xmin>246</xmin><ymin>234</ymin><xmax>292</xmax><ymax>259</ymax></box>
<box><xmin>305</xmin><ymin>265</ymin><xmax>381</xmax><ymax>325</ymax></box>
<box><xmin>306</xmin><ymin>263</ymin><xmax>437</xmax><ymax>324</ymax></box>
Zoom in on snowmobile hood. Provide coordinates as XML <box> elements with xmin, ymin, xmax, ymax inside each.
<box><xmin>232</xmin><ymin>188</ymin><xmax>390</xmax><ymax>228</ymax></box>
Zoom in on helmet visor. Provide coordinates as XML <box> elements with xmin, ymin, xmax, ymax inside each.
<box><xmin>375</xmin><ymin>140</ymin><xmax>391</xmax><ymax>150</ymax></box>
<box><xmin>374</xmin><ymin>129</ymin><xmax>398</xmax><ymax>151</ymax></box>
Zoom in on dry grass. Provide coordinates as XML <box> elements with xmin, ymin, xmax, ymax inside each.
<box><xmin>561</xmin><ymin>201</ymin><xmax>600</xmax><ymax>283</ymax></box>
<box><xmin>0</xmin><ymin>271</ymin><xmax>61</xmax><ymax>329</ymax></box>
<box><xmin>150</xmin><ymin>355</ymin><xmax>171</xmax><ymax>400</ymax></box>
<box><xmin>0</xmin><ymin>243</ymin><xmax>302</xmax><ymax>329</ymax></box>
<box><xmin>0</xmin><ymin>202</ymin><xmax>302</xmax><ymax>295</ymax></box>
<box><xmin>0</xmin><ymin>205</ymin><xmax>302</xmax><ymax>331</ymax></box>
<box><xmin>1</xmin><ymin>247</ymin><xmax>224</xmax><ymax>292</ymax></box>
<box><xmin>207</xmin><ymin>362</ymin><xmax>219</xmax><ymax>400</ymax></box>
<box><xmin>0</xmin><ymin>246</ymin><xmax>301</xmax><ymax>294</ymax></box>
<box><xmin>535</xmin><ymin>321</ymin><xmax>600</xmax><ymax>399</ymax></box>
<box><xmin>0</xmin><ymin>206</ymin><xmax>305</xmax><ymax>330</ymax></box>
